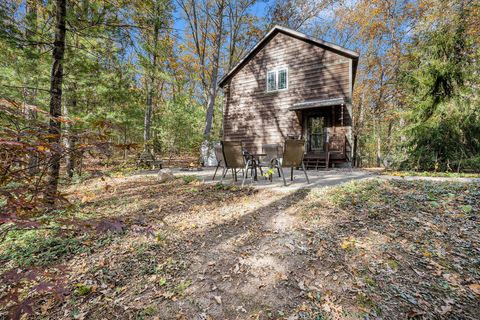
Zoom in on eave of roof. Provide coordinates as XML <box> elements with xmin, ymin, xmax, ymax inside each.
<box><xmin>218</xmin><ymin>25</ymin><xmax>359</xmax><ymax>88</ymax></box>
<box><xmin>288</xmin><ymin>97</ymin><xmax>349</xmax><ymax>111</ymax></box>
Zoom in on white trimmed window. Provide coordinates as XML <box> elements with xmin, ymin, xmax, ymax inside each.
<box><xmin>266</xmin><ymin>67</ymin><xmax>288</xmax><ymax>92</ymax></box>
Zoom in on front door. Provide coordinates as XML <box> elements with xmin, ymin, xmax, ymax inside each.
<box><xmin>307</xmin><ymin>115</ymin><xmax>325</xmax><ymax>152</ymax></box>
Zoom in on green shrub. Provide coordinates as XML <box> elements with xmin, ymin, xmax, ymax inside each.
<box><xmin>74</xmin><ymin>283</ymin><xmax>93</xmax><ymax>296</ymax></box>
<box><xmin>0</xmin><ymin>230</ymin><xmax>86</xmax><ymax>267</ymax></box>
<box><xmin>181</xmin><ymin>175</ymin><xmax>198</xmax><ymax>184</ymax></box>
<box><xmin>453</xmin><ymin>156</ymin><xmax>480</xmax><ymax>173</ymax></box>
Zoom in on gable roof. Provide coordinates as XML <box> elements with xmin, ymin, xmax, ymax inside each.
<box><xmin>218</xmin><ymin>25</ymin><xmax>359</xmax><ymax>88</ymax></box>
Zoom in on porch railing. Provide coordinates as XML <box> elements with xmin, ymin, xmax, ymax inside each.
<box><xmin>328</xmin><ymin>134</ymin><xmax>352</xmax><ymax>161</ymax></box>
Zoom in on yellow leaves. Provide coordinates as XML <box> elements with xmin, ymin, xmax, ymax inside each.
<box><xmin>468</xmin><ymin>283</ymin><xmax>480</xmax><ymax>296</ymax></box>
<box><xmin>178</xmin><ymin>222</ymin><xmax>197</xmax><ymax>231</ymax></box>
<box><xmin>298</xmin><ymin>303</ymin><xmax>308</xmax><ymax>311</ymax></box>
<box><xmin>422</xmin><ymin>250</ymin><xmax>433</xmax><ymax>258</ymax></box>
<box><xmin>40</xmin><ymin>298</ymin><xmax>54</xmax><ymax>314</ymax></box>
<box><xmin>103</xmin><ymin>183</ymin><xmax>115</xmax><ymax>193</ymax></box>
<box><xmin>275</xmin><ymin>272</ymin><xmax>288</xmax><ymax>281</ymax></box>
<box><xmin>37</xmin><ymin>145</ymin><xmax>48</xmax><ymax>152</ymax></box>
<box><xmin>371</xmin><ymin>7</ymin><xmax>382</xmax><ymax>16</ymax></box>
<box><xmin>43</xmin><ymin>133</ymin><xmax>60</xmax><ymax>139</ymax></box>
<box><xmin>340</xmin><ymin>237</ymin><xmax>356</xmax><ymax>251</ymax></box>
<box><xmin>81</xmin><ymin>192</ymin><xmax>96</xmax><ymax>204</ymax></box>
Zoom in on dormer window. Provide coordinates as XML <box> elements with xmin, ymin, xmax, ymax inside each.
<box><xmin>266</xmin><ymin>67</ymin><xmax>288</xmax><ymax>92</ymax></box>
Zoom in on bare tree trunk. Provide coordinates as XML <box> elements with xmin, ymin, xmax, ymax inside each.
<box><xmin>352</xmin><ymin>134</ymin><xmax>359</xmax><ymax>167</ymax></box>
<box><xmin>63</xmin><ymin>88</ymin><xmax>76</xmax><ymax>178</ymax></box>
<box><xmin>352</xmin><ymin>93</ymin><xmax>364</xmax><ymax>168</ymax></box>
<box><xmin>25</xmin><ymin>0</ymin><xmax>40</xmax><ymax>174</ymax></box>
<box><xmin>66</xmin><ymin>136</ymin><xmax>76</xmax><ymax>177</ymax></box>
<box><xmin>45</xmin><ymin>0</ymin><xmax>66</xmax><ymax>207</ymax></box>
<box><xmin>203</xmin><ymin>0</ymin><xmax>225</xmax><ymax>142</ymax></box>
<box><xmin>203</xmin><ymin>83</ymin><xmax>217</xmax><ymax>141</ymax></box>
<box><xmin>144</xmin><ymin>83</ymin><xmax>154</xmax><ymax>143</ymax></box>
<box><xmin>123</xmin><ymin>123</ymin><xmax>128</xmax><ymax>160</ymax></box>
<box><xmin>399</xmin><ymin>117</ymin><xmax>406</xmax><ymax>143</ymax></box>
<box><xmin>377</xmin><ymin>136</ymin><xmax>381</xmax><ymax>167</ymax></box>
<box><xmin>143</xmin><ymin>2</ymin><xmax>160</xmax><ymax>145</ymax></box>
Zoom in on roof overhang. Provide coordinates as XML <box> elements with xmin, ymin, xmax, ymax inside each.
<box><xmin>218</xmin><ymin>25</ymin><xmax>359</xmax><ymax>88</ymax></box>
<box><xmin>288</xmin><ymin>97</ymin><xmax>349</xmax><ymax>111</ymax></box>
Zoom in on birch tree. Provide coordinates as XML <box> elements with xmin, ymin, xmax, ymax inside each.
<box><xmin>178</xmin><ymin>0</ymin><xmax>261</xmax><ymax>164</ymax></box>
<box><xmin>177</xmin><ymin>0</ymin><xmax>226</xmax><ymax>147</ymax></box>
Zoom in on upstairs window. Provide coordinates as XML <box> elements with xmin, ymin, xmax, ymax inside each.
<box><xmin>278</xmin><ymin>69</ymin><xmax>287</xmax><ymax>90</ymax></box>
<box><xmin>267</xmin><ymin>71</ymin><xmax>276</xmax><ymax>91</ymax></box>
<box><xmin>266</xmin><ymin>67</ymin><xmax>288</xmax><ymax>92</ymax></box>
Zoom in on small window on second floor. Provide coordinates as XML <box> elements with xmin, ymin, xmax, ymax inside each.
<box><xmin>267</xmin><ymin>71</ymin><xmax>276</xmax><ymax>92</ymax></box>
<box><xmin>266</xmin><ymin>67</ymin><xmax>288</xmax><ymax>92</ymax></box>
<box><xmin>278</xmin><ymin>69</ymin><xmax>287</xmax><ymax>90</ymax></box>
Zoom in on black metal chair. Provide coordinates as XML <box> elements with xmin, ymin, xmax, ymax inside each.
<box><xmin>271</xmin><ymin>139</ymin><xmax>310</xmax><ymax>186</ymax></box>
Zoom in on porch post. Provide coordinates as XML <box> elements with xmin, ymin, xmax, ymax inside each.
<box><xmin>331</xmin><ymin>106</ymin><xmax>336</xmax><ymax>134</ymax></box>
<box><xmin>341</xmin><ymin>104</ymin><xmax>344</xmax><ymax>127</ymax></box>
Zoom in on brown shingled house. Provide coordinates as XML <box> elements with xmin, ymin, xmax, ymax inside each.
<box><xmin>218</xmin><ymin>26</ymin><xmax>359</xmax><ymax>168</ymax></box>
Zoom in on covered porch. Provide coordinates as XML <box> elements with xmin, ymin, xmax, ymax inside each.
<box><xmin>289</xmin><ymin>97</ymin><xmax>353</xmax><ymax>169</ymax></box>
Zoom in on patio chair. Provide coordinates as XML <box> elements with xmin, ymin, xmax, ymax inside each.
<box><xmin>271</xmin><ymin>139</ymin><xmax>310</xmax><ymax>186</ymax></box>
<box><xmin>212</xmin><ymin>144</ymin><xmax>226</xmax><ymax>180</ymax></box>
<box><xmin>242</xmin><ymin>149</ymin><xmax>255</xmax><ymax>178</ymax></box>
<box><xmin>257</xmin><ymin>144</ymin><xmax>281</xmax><ymax>179</ymax></box>
<box><xmin>221</xmin><ymin>141</ymin><xmax>255</xmax><ymax>187</ymax></box>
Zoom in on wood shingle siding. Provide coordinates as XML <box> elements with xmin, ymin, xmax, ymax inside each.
<box><xmin>220</xmin><ymin>26</ymin><xmax>358</xmax><ymax>159</ymax></box>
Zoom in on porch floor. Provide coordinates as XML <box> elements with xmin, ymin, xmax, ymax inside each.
<box><xmin>172</xmin><ymin>167</ymin><xmax>376</xmax><ymax>192</ymax></box>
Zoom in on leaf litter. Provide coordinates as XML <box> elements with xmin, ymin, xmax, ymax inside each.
<box><xmin>0</xmin><ymin>175</ymin><xmax>478</xmax><ymax>319</ymax></box>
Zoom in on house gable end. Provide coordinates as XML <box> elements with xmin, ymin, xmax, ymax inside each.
<box><xmin>219</xmin><ymin>26</ymin><xmax>359</xmax><ymax>88</ymax></box>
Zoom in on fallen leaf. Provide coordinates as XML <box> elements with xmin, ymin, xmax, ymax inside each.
<box><xmin>298</xmin><ymin>280</ymin><xmax>305</xmax><ymax>291</ymax></box>
<box><xmin>438</xmin><ymin>304</ymin><xmax>452</xmax><ymax>315</ymax></box>
<box><xmin>41</xmin><ymin>299</ymin><xmax>53</xmax><ymax>314</ymax></box>
<box><xmin>233</xmin><ymin>264</ymin><xmax>240</xmax><ymax>273</ymax></box>
<box><xmin>468</xmin><ymin>283</ymin><xmax>480</xmax><ymax>295</ymax></box>
<box><xmin>236</xmin><ymin>305</ymin><xmax>247</xmax><ymax>313</ymax></box>
<box><xmin>276</xmin><ymin>272</ymin><xmax>288</xmax><ymax>281</ymax></box>
<box><xmin>443</xmin><ymin>273</ymin><xmax>461</xmax><ymax>286</ymax></box>
<box><xmin>406</xmin><ymin>309</ymin><xmax>425</xmax><ymax>318</ymax></box>
<box><xmin>285</xmin><ymin>243</ymin><xmax>295</xmax><ymax>251</ymax></box>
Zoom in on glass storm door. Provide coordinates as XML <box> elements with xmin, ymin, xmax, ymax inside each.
<box><xmin>307</xmin><ymin>116</ymin><xmax>325</xmax><ymax>152</ymax></box>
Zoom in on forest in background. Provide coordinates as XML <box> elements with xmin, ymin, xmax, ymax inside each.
<box><xmin>0</xmin><ymin>0</ymin><xmax>479</xmax><ymax>209</ymax></box>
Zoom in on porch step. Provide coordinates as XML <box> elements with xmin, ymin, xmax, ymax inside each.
<box><xmin>303</xmin><ymin>157</ymin><xmax>329</xmax><ymax>170</ymax></box>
